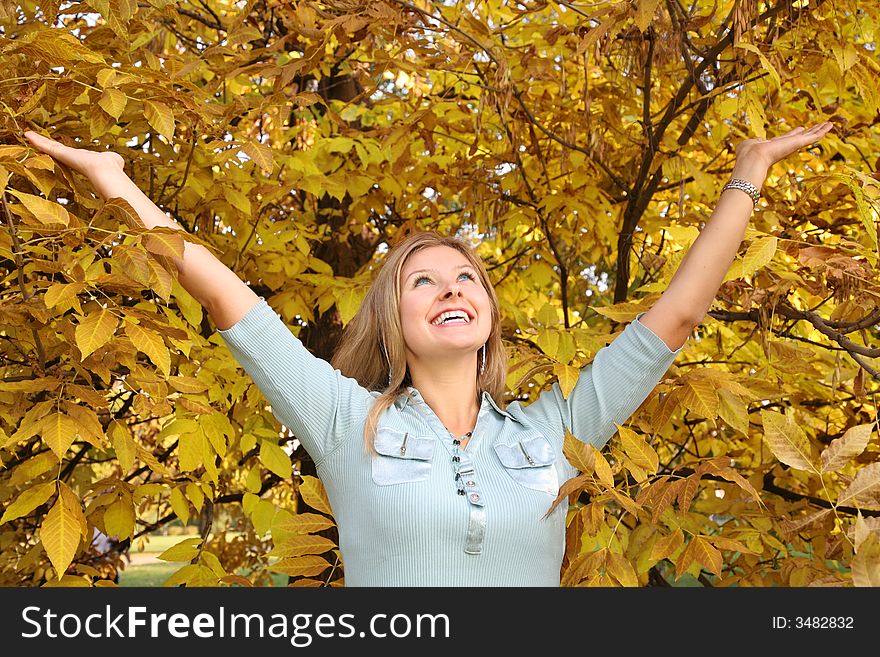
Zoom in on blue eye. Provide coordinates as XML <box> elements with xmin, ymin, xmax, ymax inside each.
<box><xmin>413</xmin><ymin>271</ymin><xmax>476</xmax><ymax>287</ymax></box>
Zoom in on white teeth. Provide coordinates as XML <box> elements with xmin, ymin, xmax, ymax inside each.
<box><xmin>431</xmin><ymin>311</ymin><xmax>471</xmax><ymax>325</ymax></box>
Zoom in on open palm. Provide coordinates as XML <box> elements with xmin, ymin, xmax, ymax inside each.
<box><xmin>736</xmin><ymin>123</ymin><xmax>833</xmax><ymax>172</ymax></box>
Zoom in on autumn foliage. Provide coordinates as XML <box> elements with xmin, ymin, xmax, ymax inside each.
<box><xmin>1</xmin><ymin>0</ymin><xmax>878</xmax><ymax>587</ymax></box>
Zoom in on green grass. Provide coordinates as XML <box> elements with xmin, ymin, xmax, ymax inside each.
<box><xmin>118</xmin><ymin>562</ymin><xmax>180</xmax><ymax>587</ymax></box>
<box><xmin>131</xmin><ymin>533</ymin><xmax>196</xmax><ymax>555</ymax></box>
<box><xmin>119</xmin><ymin>532</ymin><xmax>291</xmax><ymax>587</ymax></box>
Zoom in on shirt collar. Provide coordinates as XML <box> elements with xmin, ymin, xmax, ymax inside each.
<box><xmin>394</xmin><ymin>387</ymin><xmax>513</xmax><ymax>420</ymax></box>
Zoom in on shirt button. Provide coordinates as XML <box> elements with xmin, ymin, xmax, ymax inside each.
<box><xmin>466</xmin><ymin>480</ymin><xmax>475</xmax><ymax>487</ymax></box>
<box><xmin>469</xmin><ymin>493</ymin><xmax>480</xmax><ymax>503</ymax></box>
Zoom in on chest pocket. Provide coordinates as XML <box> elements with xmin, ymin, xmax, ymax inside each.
<box><xmin>371</xmin><ymin>427</ymin><xmax>435</xmax><ymax>486</ymax></box>
<box><xmin>493</xmin><ymin>435</ymin><xmax>559</xmax><ymax>496</ymax></box>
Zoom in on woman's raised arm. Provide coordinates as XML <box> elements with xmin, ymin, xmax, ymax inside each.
<box><xmin>24</xmin><ymin>131</ymin><xmax>259</xmax><ymax>330</ymax></box>
<box><xmin>638</xmin><ymin>122</ymin><xmax>833</xmax><ymax>350</ymax></box>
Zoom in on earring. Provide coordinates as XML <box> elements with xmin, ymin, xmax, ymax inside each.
<box><xmin>480</xmin><ymin>344</ymin><xmax>487</xmax><ymax>376</ymax></box>
<box><xmin>388</xmin><ymin>369</ymin><xmax>393</xmax><ymax>388</ymax></box>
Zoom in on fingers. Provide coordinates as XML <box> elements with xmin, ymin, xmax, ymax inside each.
<box><xmin>23</xmin><ymin>131</ymin><xmax>62</xmax><ymax>156</ymax></box>
<box><xmin>772</xmin><ymin>122</ymin><xmax>832</xmax><ymax>144</ymax></box>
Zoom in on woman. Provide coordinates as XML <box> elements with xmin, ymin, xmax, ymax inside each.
<box><xmin>23</xmin><ymin>123</ymin><xmax>832</xmax><ymax>585</ymax></box>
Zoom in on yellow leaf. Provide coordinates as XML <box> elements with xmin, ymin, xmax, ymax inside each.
<box><xmin>98</xmin><ymin>88</ymin><xmax>127</xmax><ymax>119</ymax></box>
<box><xmin>10</xmin><ymin>451</ymin><xmax>58</xmax><ymax>487</ymax></box>
<box><xmin>136</xmin><ymin>445</ymin><xmax>168</xmax><ymax>475</ymax></box>
<box><xmin>299</xmin><ymin>475</ymin><xmax>333</xmax><ymax>515</ymax></box>
<box><xmin>536</xmin><ymin>329</ymin><xmax>560</xmax><ymax>358</ymax></box>
<box><xmin>689</xmin><ymin>535</ymin><xmax>723</xmax><ymax>577</ymax></box>
<box><xmin>735</xmin><ymin>43</ymin><xmax>782</xmax><ymax>90</ymax></box>
<box><xmin>99</xmin><ymin>197</ymin><xmax>144</xmax><ymax>229</ymax></box>
<box><xmin>761</xmin><ymin>409</ymin><xmax>817</xmax><ymax>472</ymax></box>
<box><xmin>45</xmin><ymin>282</ymin><xmax>85</xmax><ymax>309</ymax></box>
<box><xmin>260</xmin><ymin>440</ymin><xmax>292</xmax><ymax>479</ymax></box>
<box><xmin>270</xmin><ymin>555</ymin><xmax>332</xmax><ymax>578</ymax></box>
<box><xmin>1</xmin><ymin>481</ymin><xmax>56</xmax><ymax>524</ymax></box>
<box><xmin>169</xmin><ymin>486</ymin><xmax>190</xmax><ymax>525</ymax></box>
<box><xmin>563</xmin><ymin>430</ymin><xmax>595</xmax><ymax>474</ymax></box>
<box><xmin>200</xmin><ymin>550</ymin><xmax>226</xmax><ymax>577</ymax></box>
<box><xmin>172</xmin><ymin>280</ymin><xmax>203</xmax><ymax>329</ymax></box>
<box><xmin>336</xmin><ymin>287</ymin><xmax>363</xmax><ymax>326</ymax></box>
<box><xmin>162</xmin><ymin>564</ymin><xmax>201</xmax><ymax>587</ymax></box>
<box><xmin>144</xmin><ymin>100</ymin><xmax>175</xmax><ymax>141</ymax></box>
<box><xmin>43</xmin><ymin>574</ymin><xmax>92</xmax><ymax>587</ymax></box>
<box><xmin>780</xmin><ymin>508</ymin><xmax>833</xmax><ymax>539</ymax></box>
<box><xmin>820</xmin><ymin>423</ymin><xmax>874</xmax><ymax>473</ymax></box>
<box><xmin>554</xmin><ymin>363</ymin><xmax>580</xmax><ymax>399</ymax></box>
<box><xmin>606</xmin><ymin>551</ymin><xmax>639</xmax><ymax>586</ymax></box>
<box><xmin>592</xmin><ymin>447</ymin><xmax>615</xmax><ymax>488</ymax></box>
<box><xmin>717</xmin><ymin>388</ymin><xmax>749</xmax><ymax>436</ymax></box>
<box><xmin>741</xmin><ymin>236</ymin><xmax>778</xmax><ymax>277</ymax></box>
<box><xmin>8</xmin><ymin>189</ymin><xmax>71</xmax><ymax>226</ymax></box>
<box><xmin>59</xmin><ymin>482</ymin><xmax>88</xmax><ymax>541</ymax></box>
<box><xmin>590</xmin><ymin>301</ymin><xmax>647</xmax><ymax>323</ymax></box>
<box><xmin>852</xmin><ymin>533</ymin><xmax>880</xmax><ymax>587</ymax></box>
<box><xmin>147</xmin><ymin>257</ymin><xmax>174</xmax><ymax>301</ymax></box>
<box><xmin>17</xmin><ymin>28</ymin><xmax>106</xmax><ymax>64</ymax></box>
<box><xmin>157</xmin><ymin>537</ymin><xmax>201</xmax><ymax>562</ymax></box>
<box><xmin>169</xmin><ymin>376</ymin><xmax>208</xmax><ymax>394</ymax></box>
<box><xmin>142</xmin><ymin>228</ymin><xmax>185</xmax><ymax>260</ymax></box>
<box><xmin>75</xmin><ymin>308</ymin><xmax>118</xmax><ymax>360</ymax></box>
<box><xmin>40</xmin><ymin>412</ymin><xmax>80</xmax><ymax>460</ymax></box>
<box><xmin>272</xmin><ymin>510</ymin><xmax>336</xmax><ymax>537</ymax></box>
<box><xmin>706</xmin><ymin>536</ymin><xmax>755</xmax><ymax>554</ymax></box>
<box><xmin>125</xmin><ymin>319</ymin><xmax>170</xmax><ymax>376</ymax></box>
<box><xmin>650</xmin><ymin>479</ymin><xmax>681</xmax><ymax>524</ymax></box>
<box><xmin>679</xmin><ymin>377</ymin><xmax>719</xmax><ymax>419</ymax></box>
<box><xmin>617</xmin><ymin>425</ymin><xmax>659</xmax><ymax>475</ymax></box>
<box><xmin>186</xmin><ymin>483</ymin><xmax>204</xmax><ymax>512</ymax></box>
<box><xmin>103</xmin><ymin>499</ymin><xmax>135</xmax><ymax>539</ymax></box>
<box><xmin>245</xmin><ymin>465</ymin><xmax>262</xmax><ymax>493</ymax></box>
<box><xmin>64</xmin><ymin>403</ymin><xmax>105</xmax><ymax>449</ymax></box>
<box><xmin>0</xmin><ymin>145</ymin><xmax>27</xmax><ymax>159</ymax></box>
<box><xmin>677</xmin><ymin>475</ymin><xmax>700</xmax><ymax>515</ymax></box>
<box><xmin>251</xmin><ymin>499</ymin><xmax>276</xmax><ymax>536</ymax></box>
<box><xmin>606</xmin><ymin>487</ymin><xmax>641</xmax><ymax>516</ymax></box>
<box><xmin>178</xmin><ymin>432</ymin><xmax>203</xmax><ymax>473</ymax></box>
<box><xmin>634</xmin><ymin>0</ymin><xmax>661</xmax><ymax>32</ymax></box>
<box><xmin>270</xmin><ymin>534</ymin><xmax>336</xmax><ymax>558</ymax></box>
<box><xmin>241</xmin><ymin>140</ymin><xmax>274</xmax><ymax>175</ymax></box>
<box><xmin>650</xmin><ymin>527</ymin><xmax>684</xmax><ymax>561</ymax></box>
<box><xmin>41</xmin><ymin>496</ymin><xmax>83</xmax><ymax>580</ymax></box>
<box><xmin>107</xmin><ymin>420</ymin><xmax>137</xmax><ymax>472</ymax></box>
<box><xmin>838</xmin><ymin>463</ymin><xmax>880</xmax><ymax>509</ymax></box>
<box><xmin>201</xmin><ymin>413</ymin><xmax>229</xmax><ymax>457</ymax></box>
<box><xmin>674</xmin><ymin>538</ymin><xmax>696</xmax><ymax>580</ymax></box>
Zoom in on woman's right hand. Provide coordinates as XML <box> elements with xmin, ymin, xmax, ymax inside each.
<box><xmin>24</xmin><ymin>131</ymin><xmax>125</xmax><ymax>180</ymax></box>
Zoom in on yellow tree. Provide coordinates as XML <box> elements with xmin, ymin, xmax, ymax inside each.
<box><xmin>0</xmin><ymin>0</ymin><xmax>878</xmax><ymax>586</ymax></box>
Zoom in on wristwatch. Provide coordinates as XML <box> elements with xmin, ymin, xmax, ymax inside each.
<box><xmin>722</xmin><ymin>178</ymin><xmax>761</xmax><ymax>207</ymax></box>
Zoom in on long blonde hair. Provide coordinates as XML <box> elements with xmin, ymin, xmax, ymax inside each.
<box><xmin>331</xmin><ymin>231</ymin><xmax>507</xmax><ymax>452</ymax></box>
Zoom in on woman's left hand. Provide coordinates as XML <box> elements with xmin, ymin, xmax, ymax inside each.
<box><xmin>731</xmin><ymin>122</ymin><xmax>834</xmax><ymax>187</ymax></box>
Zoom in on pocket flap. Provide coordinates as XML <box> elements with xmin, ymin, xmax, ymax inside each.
<box><xmin>493</xmin><ymin>435</ymin><xmax>555</xmax><ymax>469</ymax></box>
<box><xmin>374</xmin><ymin>428</ymin><xmax>435</xmax><ymax>461</ymax></box>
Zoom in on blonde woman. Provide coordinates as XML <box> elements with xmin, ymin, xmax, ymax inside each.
<box><xmin>24</xmin><ymin>123</ymin><xmax>831</xmax><ymax>586</ymax></box>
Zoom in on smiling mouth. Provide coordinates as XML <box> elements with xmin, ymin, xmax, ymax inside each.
<box><xmin>430</xmin><ymin>310</ymin><xmax>472</xmax><ymax>326</ymax></box>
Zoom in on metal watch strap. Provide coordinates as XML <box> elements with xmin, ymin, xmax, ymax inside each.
<box><xmin>722</xmin><ymin>178</ymin><xmax>760</xmax><ymax>207</ymax></box>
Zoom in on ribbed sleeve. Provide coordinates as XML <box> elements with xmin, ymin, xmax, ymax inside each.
<box><xmin>513</xmin><ymin>312</ymin><xmax>683</xmax><ymax>464</ymax></box>
<box><xmin>216</xmin><ymin>298</ymin><xmax>372</xmax><ymax>465</ymax></box>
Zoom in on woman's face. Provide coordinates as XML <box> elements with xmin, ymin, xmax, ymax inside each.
<box><xmin>398</xmin><ymin>245</ymin><xmax>492</xmax><ymax>365</ymax></box>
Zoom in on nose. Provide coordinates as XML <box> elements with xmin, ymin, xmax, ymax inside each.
<box><xmin>442</xmin><ymin>282</ymin><xmax>462</xmax><ymax>298</ymax></box>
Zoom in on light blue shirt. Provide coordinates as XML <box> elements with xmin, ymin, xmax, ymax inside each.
<box><xmin>218</xmin><ymin>298</ymin><xmax>683</xmax><ymax>586</ymax></box>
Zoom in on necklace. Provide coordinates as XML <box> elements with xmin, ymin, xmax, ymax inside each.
<box><xmin>449</xmin><ymin>429</ymin><xmax>473</xmax><ymax>496</ymax></box>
